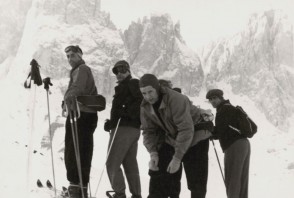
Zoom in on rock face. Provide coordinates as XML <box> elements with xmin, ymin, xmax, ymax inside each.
<box><xmin>5</xmin><ymin>0</ymin><xmax>125</xmax><ymax>99</ymax></box>
<box><xmin>201</xmin><ymin>10</ymin><xmax>294</xmax><ymax>131</ymax></box>
<box><xmin>123</xmin><ymin>14</ymin><xmax>204</xmax><ymax>95</ymax></box>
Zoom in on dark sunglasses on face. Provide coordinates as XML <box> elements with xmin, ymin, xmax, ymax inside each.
<box><xmin>113</xmin><ymin>65</ymin><xmax>128</xmax><ymax>75</ymax></box>
<box><xmin>64</xmin><ymin>45</ymin><xmax>83</xmax><ymax>54</ymax></box>
<box><xmin>208</xmin><ymin>96</ymin><xmax>218</xmax><ymax>101</ymax></box>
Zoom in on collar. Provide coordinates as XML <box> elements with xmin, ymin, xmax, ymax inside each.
<box><xmin>70</xmin><ymin>59</ymin><xmax>85</xmax><ymax>72</ymax></box>
<box><xmin>216</xmin><ymin>99</ymin><xmax>231</xmax><ymax>111</ymax></box>
<box><xmin>117</xmin><ymin>74</ymin><xmax>132</xmax><ymax>85</ymax></box>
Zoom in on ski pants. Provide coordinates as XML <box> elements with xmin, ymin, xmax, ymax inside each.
<box><xmin>224</xmin><ymin>138</ymin><xmax>250</xmax><ymax>198</ymax></box>
<box><xmin>106</xmin><ymin>126</ymin><xmax>141</xmax><ymax>197</ymax></box>
<box><xmin>64</xmin><ymin>112</ymin><xmax>98</xmax><ymax>185</ymax></box>
<box><xmin>148</xmin><ymin>139</ymin><xmax>209</xmax><ymax>198</ymax></box>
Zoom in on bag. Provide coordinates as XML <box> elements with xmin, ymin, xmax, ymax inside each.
<box><xmin>235</xmin><ymin>105</ymin><xmax>257</xmax><ymax>138</ymax></box>
<box><xmin>76</xmin><ymin>95</ymin><xmax>106</xmax><ymax>112</ymax></box>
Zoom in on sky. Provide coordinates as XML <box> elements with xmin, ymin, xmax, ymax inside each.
<box><xmin>101</xmin><ymin>0</ymin><xmax>294</xmax><ymax>51</ymax></box>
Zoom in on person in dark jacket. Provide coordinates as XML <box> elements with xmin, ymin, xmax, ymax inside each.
<box><xmin>104</xmin><ymin>60</ymin><xmax>143</xmax><ymax>198</ymax></box>
<box><xmin>140</xmin><ymin>74</ymin><xmax>212</xmax><ymax>198</ymax></box>
<box><xmin>206</xmin><ymin>89</ymin><xmax>251</xmax><ymax>198</ymax></box>
<box><xmin>63</xmin><ymin>45</ymin><xmax>98</xmax><ymax>198</ymax></box>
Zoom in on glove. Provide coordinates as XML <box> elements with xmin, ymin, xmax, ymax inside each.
<box><xmin>167</xmin><ymin>157</ymin><xmax>181</xmax><ymax>174</ymax></box>
<box><xmin>201</xmin><ymin>111</ymin><xmax>214</xmax><ymax>121</ymax></box>
<box><xmin>149</xmin><ymin>152</ymin><xmax>159</xmax><ymax>171</ymax></box>
<box><xmin>104</xmin><ymin>119</ymin><xmax>111</xmax><ymax>132</ymax></box>
<box><xmin>194</xmin><ymin>121</ymin><xmax>214</xmax><ymax>132</ymax></box>
<box><xmin>65</xmin><ymin>95</ymin><xmax>78</xmax><ymax>111</ymax></box>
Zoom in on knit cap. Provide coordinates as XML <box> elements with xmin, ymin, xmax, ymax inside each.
<box><xmin>139</xmin><ymin>74</ymin><xmax>160</xmax><ymax>91</ymax></box>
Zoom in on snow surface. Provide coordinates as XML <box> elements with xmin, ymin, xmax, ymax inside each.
<box><xmin>0</xmin><ymin>76</ymin><xmax>293</xmax><ymax>198</ymax></box>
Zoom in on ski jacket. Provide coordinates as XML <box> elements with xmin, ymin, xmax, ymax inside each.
<box><xmin>214</xmin><ymin>100</ymin><xmax>246</xmax><ymax>152</ymax></box>
<box><xmin>64</xmin><ymin>61</ymin><xmax>97</xmax><ymax>113</ymax></box>
<box><xmin>140</xmin><ymin>87</ymin><xmax>211</xmax><ymax>160</ymax></box>
<box><xmin>110</xmin><ymin>75</ymin><xmax>143</xmax><ymax>129</ymax></box>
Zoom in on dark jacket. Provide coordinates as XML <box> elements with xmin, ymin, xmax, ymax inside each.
<box><xmin>110</xmin><ymin>75</ymin><xmax>143</xmax><ymax>129</ymax></box>
<box><xmin>214</xmin><ymin>100</ymin><xmax>246</xmax><ymax>151</ymax></box>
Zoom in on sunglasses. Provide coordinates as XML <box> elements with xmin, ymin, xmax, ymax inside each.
<box><xmin>64</xmin><ymin>45</ymin><xmax>83</xmax><ymax>54</ymax></box>
<box><xmin>113</xmin><ymin>65</ymin><xmax>129</xmax><ymax>75</ymax></box>
<box><xmin>208</xmin><ymin>96</ymin><xmax>219</xmax><ymax>101</ymax></box>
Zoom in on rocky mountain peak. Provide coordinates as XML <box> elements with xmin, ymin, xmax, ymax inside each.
<box><xmin>123</xmin><ymin>13</ymin><xmax>203</xmax><ymax>95</ymax></box>
<box><xmin>203</xmin><ymin>10</ymin><xmax>294</xmax><ymax>131</ymax></box>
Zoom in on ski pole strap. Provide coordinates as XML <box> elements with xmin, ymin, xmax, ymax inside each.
<box><xmin>75</xmin><ymin>99</ymin><xmax>81</xmax><ymax>119</ymax></box>
<box><xmin>63</xmin><ymin>104</ymin><xmax>69</xmax><ymax>117</ymax></box>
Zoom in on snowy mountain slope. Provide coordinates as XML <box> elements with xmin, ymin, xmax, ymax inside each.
<box><xmin>0</xmin><ymin>1</ymin><xmax>293</xmax><ymax>197</ymax></box>
<box><xmin>0</xmin><ymin>0</ymin><xmax>32</xmax><ymax>66</ymax></box>
<box><xmin>4</xmin><ymin>0</ymin><xmax>126</xmax><ymax>102</ymax></box>
<box><xmin>201</xmin><ymin>10</ymin><xmax>294</xmax><ymax>132</ymax></box>
<box><xmin>0</xmin><ymin>81</ymin><xmax>293</xmax><ymax>198</ymax></box>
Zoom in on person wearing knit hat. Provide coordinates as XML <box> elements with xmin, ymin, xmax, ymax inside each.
<box><xmin>140</xmin><ymin>73</ymin><xmax>211</xmax><ymax>198</ymax></box>
<box><xmin>207</xmin><ymin>89</ymin><xmax>251</xmax><ymax>198</ymax></box>
<box><xmin>104</xmin><ymin>60</ymin><xmax>143</xmax><ymax>198</ymax></box>
<box><xmin>63</xmin><ymin>45</ymin><xmax>98</xmax><ymax>198</ymax></box>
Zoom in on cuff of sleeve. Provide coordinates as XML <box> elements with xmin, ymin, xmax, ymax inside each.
<box><xmin>173</xmin><ymin>150</ymin><xmax>185</xmax><ymax>161</ymax></box>
<box><xmin>150</xmin><ymin>151</ymin><xmax>158</xmax><ymax>157</ymax></box>
<box><xmin>172</xmin><ymin>156</ymin><xmax>181</xmax><ymax>163</ymax></box>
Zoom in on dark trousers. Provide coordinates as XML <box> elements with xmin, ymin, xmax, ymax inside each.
<box><xmin>224</xmin><ymin>139</ymin><xmax>250</xmax><ymax>198</ymax></box>
<box><xmin>148</xmin><ymin>143</ymin><xmax>182</xmax><ymax>198</ymax></box>
<box><xmin>65</xmin><ymin>112</ymin><xmax>98</xmax><ymax>185</ymax></box>
<box><xmin>148</xmin><ymin>139</ymin><xmax>209</xmax><ymax>198</ymax></box>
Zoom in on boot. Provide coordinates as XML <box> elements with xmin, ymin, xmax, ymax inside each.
<box><xmin>81</xmin><ymin>186</ymin><xmax>88</xmax><ymax>198</ymax></box>
<box><xmin>68</xmin><ymin>184</ymin><xmax>81</xmax><ymax>198</ymax></box>
<box><xmin>131</xmin><ymin>195</ymin><xmax>142</xmax><ymax>198</ymax></box>
<box><xmin>112</xmin><ymin>192</ymin><xmax>126</xmax><ymax>198</ymax></box>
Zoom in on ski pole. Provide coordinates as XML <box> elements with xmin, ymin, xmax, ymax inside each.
<box><xmin>94</xmin><ymin>118</ymin><xmax>121</xmax><ymax>196</ymax></box>
<box><xmin>211</xmin><ymin>139</ymin><xmax>226</xmax><ymax>185</ymax></box>
<box><xmin>67</xmin><ymin>101</ymin><xmax>85</xmax><ymax>198</ymax></box>
<box><xmin>43</xmin><ymin>77</ymin><xmax>57</xmax><ymax>197</ymax></box>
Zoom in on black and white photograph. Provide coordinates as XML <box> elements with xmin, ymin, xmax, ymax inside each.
<box><xmin>0</xmin><ymin>0</ymin><xmax>293</xmax><ymax>198</ymax></box>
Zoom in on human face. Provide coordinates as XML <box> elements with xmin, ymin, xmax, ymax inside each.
<box><xmin>209</xmin><ymin>96</ymin><xmax>222</xmax><ymax>108</ymax></box>
<box><xmin>114</xmin><ymin>65</ymin><xmax>130</xmax><ymax>82</ymax></box>
<box><xmin>66</xmin><ymin>51</ymin><xmax>82</xmax><ymax>68</ymax></box>
<box><xmin>140</xmin><ymin>86</ymin><xmax>159</xmax><ymax>104</ymax></box>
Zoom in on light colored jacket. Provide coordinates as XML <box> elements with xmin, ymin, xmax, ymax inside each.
<box><xmin>64</xmin><ymin>63</ymin><xmax>97</xmax><ymax>113</ymax></box>
<box><xmin>140</xmin><ymin>87</ymin><xmax>211</xmax><ymax>160</ymax></box>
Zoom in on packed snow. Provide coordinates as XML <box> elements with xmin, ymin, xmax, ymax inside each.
<box><xmin>0</xmin><ymin>76</ymin><xmax>293</xmax><ymax>198</ymax></box>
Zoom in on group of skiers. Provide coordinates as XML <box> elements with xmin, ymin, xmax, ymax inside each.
<box><xmin>62</xmin><ymin>45</ymin><xmax>251</xmax><ymax>198</ymax></box>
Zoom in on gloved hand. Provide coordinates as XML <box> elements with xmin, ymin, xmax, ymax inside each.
<box><xmin>200</xmin><ymin>110</ymin><xmax>214</xmax><ymax>121</ymax></box>
<box><xmin>167</xmin><ymin>157</ymin><xmax>181</xmax><ymax>174</ymax></box>
<box><xmin>149</xmin><ymin>152</ymin><xmax>159</xmax><ymax>171</ymax></box>
<box><xmin>65</xmin><ymin>95</ymin><xmax>78</xmax><ymax>111</ymax></box>
<box><xmin>104</xmin><ymin>119</ymin><xmax>111</xmax><ymax>132</ymax></box>
<box><xmin>194</xmin><ymin>121</ymin><xmax>214</xmax><ymax>132</ymax></box>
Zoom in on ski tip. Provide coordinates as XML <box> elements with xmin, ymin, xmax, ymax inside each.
<box><xmin>37</xmin><ymin>179</ymin><xmax>43</xmax><ymax>188</ymax></box>
<box><xmin>46</xmin><ymin>179</ymin><xmax>53</xmax><ymax>189</ymax></box>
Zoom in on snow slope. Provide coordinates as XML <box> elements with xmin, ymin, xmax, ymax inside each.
<box><xmin>0</xmin><ymin>78</ymin><xmax>293</xmax><ymax>198</ymax></box>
